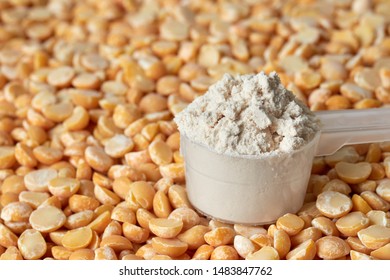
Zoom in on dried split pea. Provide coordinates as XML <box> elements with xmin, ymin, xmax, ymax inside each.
<box><xmin>62</xmin><ymin>227</ymin><xmax>93</xmax><ymax>250</ymax></box>
<box><xmin>177</xmin><ymin>225</ymin><xmax>210</xmax><ymax>251</ymax></box>
<box><xmin>1</xmin><ymin>175</ymin><xmax>26</xmax><ymax>194</ymax></box>
<box><xmin>17</xmin><ymin>229</ymin><xmax>47</xmax><ymax>260</ymax></box>
<box><xmin>84</xmin><ymin>146</ymin><xmax>114</xmax><ymax>173</ymax></box>
<box><xmin>204</xmin><ymin>227</ymin><xmax>235</xmax><ymax>247</ymax></box>
<box><xmin>0</xmin><ymin>246</ymin><xmax>23</xmax><ymax>260</ymax></box>
<box><xmin>68</xmin><ymin>249</ymin><xmax>95</xmax><ymax>260</ymax></box>
<box><xmin>273</xmin><ymin>229</ymin><xmax>291</xmax><ymax>259</ymax></box>
<box><xmin>24</xmin><ymin>168</ymin><xmax>57</xmax><ymax>192</ymax></box>
<box><xmin>0</xmin><ymin>193</ymin><xmax>19</xmax><ymax>207</ymax></box>
<box><xmin>104</xmin><ymin>134</ymin><xmax>134</xmax><ymax>158</ymax></box>
<box><xmin>70</xmin><ymin>89</ymin><xmax>101</xmax><ymax>109</ymax></box>
<box><xmin>324</xmin><ymin>147</ymin><xmax>360</xmax><ymax>167</ymax></box>
<box><xmin>370</xmin><ymin>243</ymin><xmax>390</xmax><ymax>260</ymax></box>
<box><xmin>360</xmin><ymin>191</ymin><xmax>390</xmax><ymax>211</ymax></box>
<box><xmin>316</xmin><ymin>236</ymin><xmax>350</xmax><ymax>260</ymax></box>
<box><xmin>4</xmin><ymin>221</ymin><xmax>30</xmax><ymax>235</ymax></box>
<box><xmin>167</xmin><ymin>184</ymin><xmax>191</xmax><ymax>208</ymax></box>
<box><xmin>350</xmin><ymin>250</ymin><xmax>374</xmax><ymax>260</ymax></box>
<box><xmin>33</xmin><ymin>146</ymin><xmax>63</xmax><ymax>165</ymax></box>
<box><xmin>357</xmin><ymin>225</ymin><xmax>390</xmax><ymax>250</ymax></box>
<box><xmin>153</xmin><ymin>190</ymin><xmax>172</xmax><ymax>218</ymax></box>
<box><xmin>0</xmin><ymin>202</ymin><xmax>32</xmax><ymax>223</ymax></box>
<box><xmin>88</xmin><ymin>230</ymin><xmax>100</xmax><ymax>251</ymax></box>
<box><xmin>151</xmin><ymin>237</ymin><xmax>188</xmax><ymax>258</ymax></box>
<box><xmin>122</xmin><ymin>254</ymin><xmax>143</xmax><ymax>260</ymax></box>
<box><xmin>112</xmin><ymin>177</ymin><xmax>132</xmax><ymax>200</ymax></box>
<box><xmin>286</xmin><ymin>239</ymin><xmax>317</xmax><ymax>260</ymax></box>
<box><xmin>0</xmin><ymin>146</ymin><xmax>16</xmax><ymax>169</ymax></box>
<box><xmin>192</xmin><ymin>244</ymin><xmax>214</xmax><ymax>260</ymax></box>
<box><xmin>290</xmin><ymin>227</ymin><xmax>323</xmax><ymax>247</ymax></box>
<box><xmin>94</xmin><ymin>185</ymin><xmax>121</xmax><ymax>206</ymax></box>
<box><xmin>93</xmin><ymin>205</ymin><xmax>114</xmax><ymax>218</ymax></box>
<box><xmin>29</xmin><ymin>206</ymin><xmax>66</xmax><ymax>233</ymax></box>
<box><xmin>148</xmin><ymin>140</ymin><xmax>173</xmax><ymax>165</ymax></box>
<box><xmin>72</xmin><ymin>73</ymin><xmax>100</xmax><ymax>90</ymax></box>
<box><xmin>210</xmin><ymin>246</ymin><xmax>239</xmax><ymax>260</ymax></box>
<box><xmin>122</xmin><ymin>223</ymin><xmax>149</xmax><ymax>244</ymax></box>
<box><xmin>136</xmin><ymin>208</ymin><xmax>156</xmax><ymax>230</ymax></box>
<box><xmin>160</xmin><ymin>163</ymin><xmax>185</xmax><ymax>183</ymax></box>
<box><xmin>63</xmin><ymin>106</ymin><xmax>90</xmax><ymax>131</ymax></box>
<box><xmin>19</xmin><ymin>191</ymin><xmax>50</xmax><ymax>209</ymax></box>
<box><xmin>234</xmin><ymin>224</ymin><xmax>267</xmax><ymax>239</ymax></box>
<box><xmin>102</xmin><ymin>221</ymin><xmax>122</xmax><ymax>239</ymax></box>
<box><xmin>47</xmin><ymin>67</ymin><xmax>75</xmax><ymax>88</ymax></box>
<box><xmin>48</xmin><ymin>177</ymin><xmax>80</xmax><ymax>198</ymax></box>
<box><xmin>311</xmin><ymin>217</ymin><xmax>340</xmax><ymax>237</ymax></box>
<box><xmin>14</xmin><ymin>143</ymin><xmax>37</xmax><ymax>168</ymax></box>
<box><xmin>65</xmin><ymin>210</ymin><xmax>94</xmax><ymax>230</ymax></box>
<box><xmin>376</xmin><ymin>180</ymin><xmax>390</xmax><ymax>202</ymax></box>
<box><xmin>94</xmin><ymin>246</ymin><xmax>117</xmax><ymax>260</ymax></box>
<box><xmin>325</xmin><ymin>95</ymin><xmax>351</xmax><ymax>110</ymax></box>
<box><xmin>351</xmin><ymin>194</ymin><xmax>373</xmax><ymax>214</ymax></box>
<box><xmin>149</xmin><ymin>218</ymin><xmax>183</xmax><ymax>238</ymax></box>
<box><xmin>111</xmin><ymin>207</ymin><xmax>136</xmax><ymax>224</ymax></box>
<box><xmin>0</xmin><ymin>223</ymin><xmax>18</xmax><ymax>248</ymax></box>
<box><xmin>322</xmin><ymin>179</ymin><xmax>351</xmax><ymax>195</ymax></box>
<box><xmin>87</xmin><ymin>211</ymin><xmax>111</xmax><ymax>234</ymax></box>
<box><xmin>168</xmin><ymin>207</ymin><xmax>200</xmax><ymax>231</ymax></box>
<box><xmin>134</xmin><ymin>244</ymin><xmax>157</xmax><ymax>260</ymax></box>
<box><xmin>250</xmin><ymin>233</ymin><xmax>273</xmax><ymax>248</ymax></box>
<box><xmin>352</xmin><ymin>180</ymin><xmax>377</xmax><ymax>194</ymax></box>
<box><xmin>126</xmin><ymin>181</ymin><xmax>156</xmax><ymax>211</ymax></box>
<box><xmin>68</xmin><ymin>195</ymin><xmax>100</xmax><ymax>212</ymax></box>
<box><xmin>233</xmin><ymin>235</ymin><xmax>257</xmax><ymax>259</ymax></box>
<box><xmin>246</xmin><ymin>246</ymin><xmax>279</xmax><ymax>260</ymax></box>
<box><xmin>316</xmin><ymin>191</ymin><xmax>353</xmax><ymax>218</ymax></box>
<box><xmin>366</xmin><ymin>210</ymin><xmax>389</xmax><ymax>227</ymax></box>
<box><xmin>52</xmin><ymin>246</ymin><xmax>72</xmax><ymax>260</ymax></box>
<box><xmin>335</xmin><ymin>211</ymin><xmax>370</xmax><ymax>237</ymax></box>
<box><xmin>48</xmin><ymin>231</ymin><xmax>66</xmax><ymax>246</ymax></box>
<box><xmin>42</xmin><ymin>102</ymin><xmax>73</xmax><ymax>123</ymax></box>
<box><xmin>148</xmin><ymin>254</ymin><xmax>171</xmax><ymax>260</ymax></box>
<box><xmin>335</xmin><ymin>162</ymin><xmax>372</xmax><ymax>184</ymax></box>
<box><xmin>308</xmin><ymin>174</ymin><xmax>329</xmax><ymax>196</ymax></box>
<box><xmin>99</xmin><ymin>235</ymin><xmax>133</xmax><ymax>252</ymax></box>
<box><xmin>276</xmin><ymin>213</ymin><xmax>305</xmax><ymax>236</ymax></box>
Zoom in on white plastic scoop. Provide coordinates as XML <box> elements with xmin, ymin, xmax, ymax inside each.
<box><xmin>316</xmin><ymin>108</ymin><xmax>390</xmax><ymax>156</ymax></box>
<box><xmin>180</xmin><ymin>108</ymin><xmax>390</xmax><ymax>225</ymax></box>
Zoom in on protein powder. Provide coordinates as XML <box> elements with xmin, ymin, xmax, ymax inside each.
<box><xmin>175</xmin><ymin>72</ymin><xmax>319</xmax><ymax>156</ymax></box>
<box><xmin>175</xmin><ymin>72</ymin><xmax>321</xmax><ymax>224</ymax></box>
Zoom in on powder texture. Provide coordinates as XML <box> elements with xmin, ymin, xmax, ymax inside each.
<box><xmin>175</xmin><ymin>72</ymin><xmax>320</xmax><ymax>156</ymax></box>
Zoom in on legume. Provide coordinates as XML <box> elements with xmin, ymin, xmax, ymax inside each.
<box><xmin>29</xmin><ymin>206</ymin><xmax>66</xmax><ymax>233</ymax></box>
<box><xmin>316</xmin><ymin>236</ymin><xmax>351</xmax><ymax>260</ymax></box>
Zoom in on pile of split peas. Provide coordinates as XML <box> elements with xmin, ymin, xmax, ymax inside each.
<box><xmin>1</xmin><ymin>0</ymin><xmax>390</xmax><ymax>260</ymax></box>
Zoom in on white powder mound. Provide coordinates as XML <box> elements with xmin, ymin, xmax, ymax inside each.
<box><xmin>175</xmin><ymin>72</ymin><xmax>320</xmax><ymax>156</ymax></box>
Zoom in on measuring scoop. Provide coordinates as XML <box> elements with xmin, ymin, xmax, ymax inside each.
<box><xmin>180</xmin><ymin>108</ymin><xmax>390</xmax><ymax>225</ymax></box>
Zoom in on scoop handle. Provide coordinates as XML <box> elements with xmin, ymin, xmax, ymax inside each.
<box><xmin>315</xmin><ymin>108</ymin><xmax>390</xmax><ymax>156</ymax></box>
